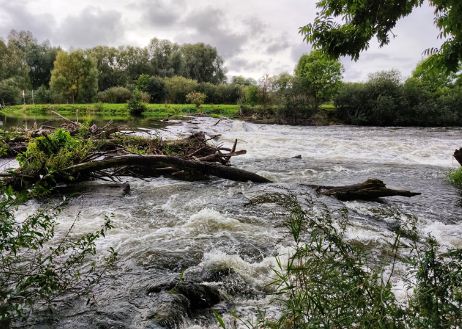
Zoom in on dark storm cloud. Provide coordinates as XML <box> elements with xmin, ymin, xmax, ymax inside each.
<box><xmin>178</xmin><ymin>7</ymin><xmax>248</xmax><ymax>58</ymax></box>
<box><xmin>0</xmin><ymin>1</ymin><xmax>56</xmax><ymax>40</ymax></box>
<box><xmin>266</xmin><ymin>36</ymin><xmax>291</xmax><ymax>54</ymax></box>
<box><xmin>56</xmin><ymin>7</ymin><xmax>124</xmax><ymax>48</ymax></box>
<box><xmin>138</xmin><ymin>0</ymin><xmax>185</xmax><ymax>27</ymax></box>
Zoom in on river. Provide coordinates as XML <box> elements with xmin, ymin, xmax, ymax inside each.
<box><xmin>6</xmin><ymin>117</ymin><xmax>462</xmax><ymax>328</ymax></box>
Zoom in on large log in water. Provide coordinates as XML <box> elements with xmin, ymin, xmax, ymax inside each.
<box><xmin>454</xmin><ymin>148</ymin><xmax>462</xmax><ymax>166</ymax></box>
<box><xmin>65</xmin><ymin>155</ymin><xmax>271</xmax><ymax>183</ymax></box>
<box><xmin>311</xmin><ymin>179</ymin><xmax>420</xmax><ymax>201</ymax></box>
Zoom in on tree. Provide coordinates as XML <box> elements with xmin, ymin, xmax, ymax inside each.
<box><xmin>181</xmin><ymin>43</ymin><xmax>226</xmax><ymax>84</ymax></box>
<box><xmin>118</xmin><ymin>46</ymin><xmax>152</xmax><ymax>83</ymax></box>
<box><xmin>147</xmin><ymin>38</ymin><xmax>184</xmax><ymax>77</ymax></box>
<box><xmin>301</xmin><ymin>0</ymin><xmax>462</xmax><ymax>72</ymax></box>
<box><xmin>87</xmin><ymin>46</ymin><xmax>127</xmax><ymax>91</ymax></box>
<box><xmin>50</xmin><ymin>50</ymin><xmax>98</xmax><ymax>103</ymax></box>
<box><xmin>294</xmin><ymin>51</ymin><xmax>343</xmax><ymax>110</ymax></box>
<box><xmin>232</xmin><ymin>76</ymin><xmax>257</xmax><ymax>86</ymax></box>
<box><xmin>409</xmin><ymin>57</ymin><xmax>459</xmax><ymax>94</ymax></box>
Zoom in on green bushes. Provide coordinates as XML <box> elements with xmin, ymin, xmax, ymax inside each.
<box><xmin>17</xmin><ymin>129</ymin><xmax>93</xmax><ymax>178</ymax></box>
<box><xmin>0</xmin><ymin>193</ymin><xmax>116</xmax><ymax>326</ymax></box>
<box><xmin>127</xmin><ymin>90</ymin><xmax>147</xmax><ymax>116</ymax></box>
<box><xmin>218</xmin><ymin>194</ymin><xmax>462</xmax><ymax>328</ymax></box>
<box><xmin>186</xmin><ymin>91</ymin><xmax>206</xmax><ymax>109</ymax></box>
<box><xmin>96</xmin><ymin>86</ymin><xmax>132</xmax><ymax>103</ymax></box>
<box><xmin>164</xmin><ymin>76</ymin><xmax>198</xmax><ymax>103</ymax></box>
<box><xmin>136</xmin><ymin>74</ymin><xmax>166</xmax><ymax>103</ymax></box>
<box><xmin>0</xmin><ymin>79</ymin><xmax>21</xmax><ymax>105</ymax></box>
<box><xmin>334</xmin><ymin>70</ymin><xmax>462</xmax><ymax>126</ymax></box>
<box><xmin>449</xmin><ymin>167</ymin><xmax>462</xmax><ymax>187</ymax></box>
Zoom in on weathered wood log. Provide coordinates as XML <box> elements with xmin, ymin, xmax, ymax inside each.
<box><xmin>310</xmin><ymin>179</ymin><xmax>421</xmax><ymax>201</ymax></box>
<box><xmin>454</xmin><ymin>148</ymin><xmax>462</xmax><ymax>166</ymax></box>
<box><xmin>65</xmin><ymin>155</ymin><xmax>271</xmax><ymax>183</ymax></box>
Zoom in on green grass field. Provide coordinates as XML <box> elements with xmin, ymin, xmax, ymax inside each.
<box><xmin>0</xmin><ymin>103</ymin><xmax>240</xmax><ymax>121</ymax></box>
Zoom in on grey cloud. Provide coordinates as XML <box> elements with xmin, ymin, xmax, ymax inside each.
<box><xmin>139</xmin><ymin>0</ymin><xmax>185</xmax><ymax>27</ymax></box>
<box><xmin>290</xmin><ymin>42</ymin><xmax>311</xmax><ymax>61</ymax></box>
<box><xmin>0</xmin><ymin>2</ymin><xmax>56</xmax><ymax>40</ymax></box>
<box><xmin>266</xmin><ymin>36</ymin><xmax>291</xmax><ymax>54</ymax></box>
<box><xmin>56</xmin><ymin>7</ymin><xmax>124</xmax><ymax>48</ymax></box>
<box><xmin>178</xmin><ymin>7</ymin><xmax>248</xmax><ymax>58</ymax></box>
<box><xmin>227</xmin><ymin>57</ymin><xmax>271</xmax><ymax>74</ymax></box>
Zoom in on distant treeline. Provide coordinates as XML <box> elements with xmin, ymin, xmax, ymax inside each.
<box><xmin>0</xmin><ymin>30</ymin><xmax>236</xmax><ymax>105</ymax></box>
<box><xmin>1</xmin><ymin>30</ymin><xmax>462</xmax><ymax>126</ymax></box>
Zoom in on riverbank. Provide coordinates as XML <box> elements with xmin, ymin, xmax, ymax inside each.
<box><xmin>0</xmin><ymin>103</ymin><xmax>343</xmax><ymax>128</ymax></box>
<box><xmin>0</xmin><ymin>103</ymin><xmax>241</xmax><ymax>122</ymax></box>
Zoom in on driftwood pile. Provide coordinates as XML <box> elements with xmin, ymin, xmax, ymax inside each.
<box><xmin>0</xmin><ymin>123</ymin><xmax>270</xmax><ymax>192</ymax></box>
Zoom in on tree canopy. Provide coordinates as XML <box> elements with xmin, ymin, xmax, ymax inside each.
<box><xmin>295</xmin><ymin>50</ymin><xmax>343</xmax><ymax>109</ymax></box>
<box><xmin>300</xmin><ymin>0</ymin><xmax>462</xmax><ymax>72</ymax></box>
<box><xmin>50</xmin><ymin>50</ymin><xmax>98</xmax><ymax>103</ymax></box>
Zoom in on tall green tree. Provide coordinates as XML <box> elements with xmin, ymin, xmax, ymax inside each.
<box><xmin>147</xmin><ymin>38</ymin><xmax>184</xmax><ymax>77</ymax></box>
<box><xmin>301</xmin><ymin>0</ymin><xmax>462</xmax><ymax>72</ymax></box>
<box><xmin>295</xmin><ymin>50</ymin><xmax>343</xmax><ymax>110</ymax></box>
<box><xmin>118</xmin><ymin>46</ymin><xmax>152</xmax><ymax>83</ymax></box>
<box><xmin>1</xmin><ymin>31</ymin><xmax>58</xmax><ymax>89</ymax></box>
<box><xmin>50</xmin><ymin>50</ymin><xmax>98</xmax><ymax>103</ymax></box>
<box><xmin>181</xmin><ymin>43</ymin><xmax>226</xmax><ymax>84</ymax></box>
<box><xmin>87</xmin><ymin>46</ymin><xmax>127</xmax><ymax>91</ymax></box>
<box><xmin>409</xmin><ymin>57</ymin><xmax>459</xmax><ymax>94</ymax></box>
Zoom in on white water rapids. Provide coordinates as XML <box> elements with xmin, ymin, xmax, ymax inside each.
<box><xmin>5</xmin><ymin>118</ymin><xmax>462</xmax><ymax>328</ymax></box>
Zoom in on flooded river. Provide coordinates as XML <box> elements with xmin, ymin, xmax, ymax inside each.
<box><xmin>5</xmin><ymin>118</ymin><xmax>462</xmax><ymax>328</ymax></box>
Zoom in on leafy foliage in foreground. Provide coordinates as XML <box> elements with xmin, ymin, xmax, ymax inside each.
<box><xmin>448</xmin><ymin>167</ymin><xmax>462</xmax><ymax>188</ymax></box>
<box><xmin>0</xmin><ymin>192</ymin><xmax>117</xmax><ymax>327</ymax></box>
<box><xmin>301</xmin><ymin>0</ymin><xmax>462</xmax><ymax>72</ymax></box>
<box><xmin>217</xmin><ymin>194</ymin><xmax>462</xmax><ymax>328</ymax></box>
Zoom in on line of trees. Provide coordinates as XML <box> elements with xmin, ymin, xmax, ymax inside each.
<box><xmin>1</xmin><ymin>30</ymin><xmax>462</xmax><ymax>126</ymax></box>
<box><xmin>0</xmin><ymin>30</ymin><xmax>227</xmax><ymax>105</ymax></box>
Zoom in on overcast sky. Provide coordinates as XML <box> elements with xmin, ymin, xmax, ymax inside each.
<box><xmin>0</xmin><ymin>0</ymin><xmax>443</xmax><ymax>81</ymax></box>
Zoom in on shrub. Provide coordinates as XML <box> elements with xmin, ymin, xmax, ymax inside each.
<box><xmin>0</xmin><ymin>192</ymin><xmax>116</xmax><ymax>326</ymax></box>
<box><xmin>186</xmin><ymin>91</ymin><xmax>206</xmax><ymax>109</ymax></box>
<box><xmin>34</xmin><ymin>85</ymin><xmax>52</xmax><ymax>104</ymax></box>
<box><xmin>96</xmin><ymin>86</ymin><xmax>132</xmax><ymax>103</ymax></box>
<box><xmin>139</xmin><ymin>91</ymin><xmax>151</xmax><ymax>103</ymax></box>
<box><xmin>127</xmin><ymin>90</ymin><xmax>147</xmax><ymax>116</ymax></box>
<box><xmin>17</xmin><ymin>129</ymin><xmax>93</xmax><ymax>178</ymax></box>
<box><xmin>164</xmin><ymin>76</ymin><xmax>198</xmax><ymax>103</ymax></box>
<box><xmin>136</xmin><ymin>75</ymin><xmax>167</xmax><ymax>103</ymax></box>
<box><xmin>0</xmin><ymin>79</ymin><xmax>21</xmax><ymax>105</ymax></box>
<box><xmin>218</xmin><ymin>194</ymin><xmax>462</xmax><ymax>328</ymax></box>
<box><xmin>449</xmin><ymin>167</ymin><xmax>462</xmax><ymax>187</ymax></box>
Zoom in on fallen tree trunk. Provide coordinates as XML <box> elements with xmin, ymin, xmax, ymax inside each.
<box><xmin>310</xmin><ymin>179</ymin><xmax>421</xmax><ymax>201</ymax></box>
<box><xmin>65</xmin><ymin>155</ymin><xmax>271</xmax><ymax>183</ymax></box>
<box><xmin>454</xmin><ymin>148</ymin><xmax>462</xmax><ymax>166</ymax></box>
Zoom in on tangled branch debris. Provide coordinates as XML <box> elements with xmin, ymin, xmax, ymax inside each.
<box><xmin>0</xmin><ymin>123</ymin><xmax>270</xmax><ymax>193</ymax></box>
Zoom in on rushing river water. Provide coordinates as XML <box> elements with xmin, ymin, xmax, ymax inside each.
<box><xmin>5</xmin><ymin>118</ymin><xmax>462</xmax><ymax>328</ymax></box>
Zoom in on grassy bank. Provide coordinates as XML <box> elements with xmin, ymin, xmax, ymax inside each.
<box><xmin>0</xmin><ymin>103</ymin><xmax>240</xmax><ymax>121</ymax></box>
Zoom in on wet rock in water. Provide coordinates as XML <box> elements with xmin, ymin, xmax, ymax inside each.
<box><xmin>147</xmin><ymin>292</ymin><xmax>189</xmax><ymax>328</ymax></box>
<box><xmin>173</xmin><ymin>282</ymin><xmax>221</xmax><ymax>310</ymax></box>
<box><xmin>147</xmin><ymin>280</ymin><xmax>221</xmax><ymax>314</ymax></box>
